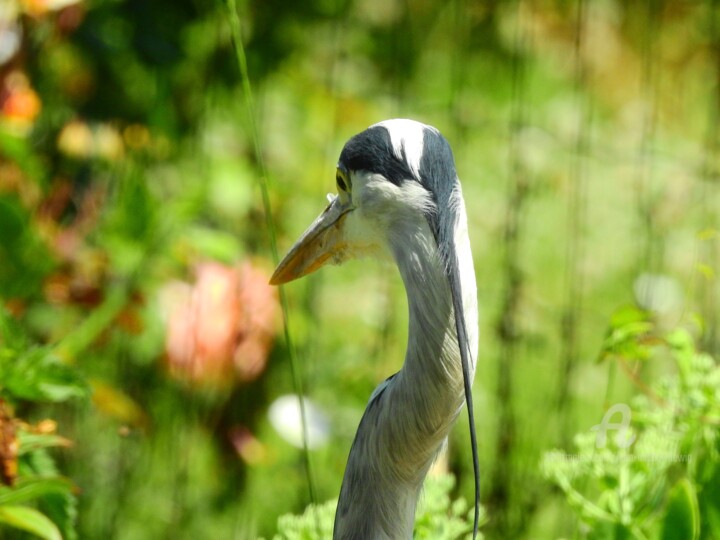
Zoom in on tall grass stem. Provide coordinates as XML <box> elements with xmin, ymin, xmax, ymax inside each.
<box><xmin>222</xmin><ymin>0</ymin><xmax>318</xmax><ymax>510</ymax></box>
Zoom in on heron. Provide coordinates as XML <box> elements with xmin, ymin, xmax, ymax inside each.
<box><xmin>270</xmin><ymin>119</ymin><xmax>479</xmax><ymax>539</ymax></box>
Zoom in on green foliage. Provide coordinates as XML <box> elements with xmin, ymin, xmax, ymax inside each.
<box><xmin>268</xmin><ymin>474</ymin><xmax>483</xmax><ymax>540</ymax></box>
<box><xmin>1</xmin><ymin>0</ymin><xmax>719</xmax><ymax>538</ymax></box>
<box><xmin>0</xmin><ymin>194</ymin><xmax>55</xmax><ymax>300</ymax></box>
<box><xmin>0</xmin><ymin>433</ymin><xmax>80</xmax><ymax>540</ymax></box>
<box><xmin>0</xmin><ymin>347</ymin><xmax>87</xmax><ymax>404</ymax></box>
<box><xmin>0</xmin><ymin>506</ymin><xmax>62</xmax><ymax>540</ymax></box>
<box><xmin>0</xmin><ymin>477</ymin><xmax>75</xmax><ymax>506</ymax></box>
<box><xmin>271</xmin><ymin>500</ymin><xmax>336</xmax><ymax>540</ymax></box>
<box><xmin>661</xmin><ymin>479</ymin><xmax>699</xmax><ymax>540</ymax></box>
<box><xmin>598</xmin><ymin>307</ymin><xmax>655</xmax><ymax>363</ymax></box>
<box><xmin>0</xmin><ymin>309</ymin><xmax>88</xmax><ymax>404</ymax></box>
<box><xmin>414</xmin><ymin>474</ymin><xmax>487</xmax><ymax>540</ymax></box>
<box><xmin>543</xmin><ymin>322</ymin><xmax>720</xmax><ymax>540</ymax></box>
<box><xmin>0</xmin><ymin>309</ymin><xmax>84</xmax><ymax>539</ymax></box>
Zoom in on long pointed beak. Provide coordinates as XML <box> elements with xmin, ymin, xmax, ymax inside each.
<box><xmin>270</xmin><ymin>196</ymin><xmax>353</xmax><ymax>285</ymax></box>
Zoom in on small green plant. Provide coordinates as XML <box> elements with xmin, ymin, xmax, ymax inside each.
<box><xmin>267</xmin><ymin>473</ymin><xmax>485</xmax><ymax>540</ymax></box>
<box><xmin>0</xmin><ymin>309</ymin><xmax>88</xmax><ymax>539</ymax></box>
<box><xmin>543</xmin><ymin>309</ymin><xmax>720</xmax><ymax>539</ymax></box>
<box><xmin>414</xmin><ymin>474</ymin><xmax>486</xmax><ymax>539</ymax></box>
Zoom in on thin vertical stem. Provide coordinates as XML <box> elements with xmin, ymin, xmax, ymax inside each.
<box><xmin>304</xmin><ymin>0</ymin><xmax>348</xmax><ymax>387</ymax></box>
<box><xmin>223</xmin><ymin>0</ymin><xmax>317</xmax><ymax>508</ymax></box>
<box><xmin>557</xmin><ymin>0</ymin><xmax>591</xmax><ymax>443</ymax></box>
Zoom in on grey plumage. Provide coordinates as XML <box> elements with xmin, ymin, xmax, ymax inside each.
<box><xmin>271</xmin><ymin>119</ymin><xmax>479</xmax><ymax>539</ymax></box>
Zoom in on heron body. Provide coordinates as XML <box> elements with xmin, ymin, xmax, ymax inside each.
<box><xmin>271</xmin><ymin>119</ymin><xmax>478</xmax><ymax>539</ymax></box>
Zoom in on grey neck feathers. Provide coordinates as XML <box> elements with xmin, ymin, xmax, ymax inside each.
<box><xmin>333</xmin><ymin>214</ymin><xmax>476</xmax><ymax>540</ymax></box>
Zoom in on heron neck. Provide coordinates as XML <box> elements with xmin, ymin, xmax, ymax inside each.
<box><xmin>333</xmin><ymin>211</ymin><xmax>477</xmax><ymax>540</ymax></box>
<box><xmin>393</xmin><ymin>213</ymin><xmax>478</xmax><ymax>435</ymax></box>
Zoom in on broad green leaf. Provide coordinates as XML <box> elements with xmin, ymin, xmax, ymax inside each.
<box><xmin>24</xmin><ymin>449</ymin><xmax>59</xmax><ymax>478</ymax></box>
<box><xmin>0</xmin><ymin>505</ymin><xmax>62</xmax><ymax>540</ymax></box>
<box><xmin>661</xmin><ymin>479</ymin><xmax>699</xmax><ymax>540</ymax></box>
<box><xmin>0</xmin><ymin>477</ymin><xmax>74</xmax><ymax>505</ymax></box>
<box><xmin>41</xmin><ymin>492</ymin><xmax>78</xmax><ymax>540</ymax></box>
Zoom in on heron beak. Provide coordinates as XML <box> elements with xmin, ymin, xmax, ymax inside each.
<box><xmin>270</xmin><ymin>197</ymin><xmax>352</xmax><ymax>285</ymax></box>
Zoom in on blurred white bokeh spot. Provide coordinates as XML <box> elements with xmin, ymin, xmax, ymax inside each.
<box><xmin>268</xmin><ymin>394</ymin><xmax>330</xmax><ymax>449</ymax></box>
<box><xmin>633</xmin><ymin>273</ymin><xmax>683</xmax><ymax>316</ymax></box>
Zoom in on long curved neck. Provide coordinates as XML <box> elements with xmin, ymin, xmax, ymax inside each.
<box><xmin>333</xmin><ymin>208</ymin><xmax>477</xmax><ymax>540</ymax></box>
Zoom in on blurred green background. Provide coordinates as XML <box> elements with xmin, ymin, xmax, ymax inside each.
<box><xmin>0</xmin><ymin>0</ymin><xmax>719</xmax><ymax>538</ymax></box>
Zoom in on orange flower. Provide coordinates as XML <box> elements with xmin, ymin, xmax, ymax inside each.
<box><xmin>1</xmin><ymin>71</ymin><xmax>41</xmax><ymax>131</ymax></box>
<box><xmin>21</xmin><ymin>0</ymin><xmax>82</xmax><ymax>18</ymax></box>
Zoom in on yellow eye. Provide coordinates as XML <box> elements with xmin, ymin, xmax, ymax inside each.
<box><xmin>336</xmin><ymin>169</ymin><xmax>349</xmax><ymax>192</ymax></box>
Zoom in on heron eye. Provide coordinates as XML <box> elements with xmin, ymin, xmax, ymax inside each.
<box><xmin>336</xmin><ymin>171</ymin><xmax>348</xmax><ymax>192</ymax></box>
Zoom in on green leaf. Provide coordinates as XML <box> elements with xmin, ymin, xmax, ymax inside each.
<box><xmin>598</xmin><ymin>307</ymin><xmax>655</xmax><ymax>362</ymax></box>
<box><xmin>0</xmin><ymin>505</ymin><xmax>62</xmax><ymax>540</ymax></box>
<box><xmin>41</xmin><ymin>492</ymin><xmax>78</xmax><ymax>540</ymax></box>
<box><xmin>0</xmin><ymin>477</ymin><xmax>74</xmax><ymax>506</ymax></box>
<box><xmin>609</xmin><ymin>306</ymin><xmax>651</xmax><ymax>328</ymax></box>
<box><xmin>3</xmin><ymin>347</ymin><xmax>88</xmax><ymax>403</ymax></box>
<box><xmin>23</xmin><ymin>449</ymin><xmax>59</xmax><ymax>478</ymax></box>
<box><xmin>18</xmin><ymin>432</ymin><xmax>73</xmax><ymax>455</ymax></box>
<box><xmin>661</xmin><ymin>479</ymin><xmax>699</xmax><ymax>540</ymax></box>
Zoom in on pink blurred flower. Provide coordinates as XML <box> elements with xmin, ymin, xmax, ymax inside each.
<box><xmin>228</xmin><ymin>425</ymin><xmax>266</xmax><ymax>465</ymax></box>
<box><xmin>162</xmin><ymin>261</ymin><xmax>279</xmax><ymax>386</ymax></box>
<box><xmin>234</xmin><ymin>262</ymin><xmax>279</xmax><ymax>380</ymax></box>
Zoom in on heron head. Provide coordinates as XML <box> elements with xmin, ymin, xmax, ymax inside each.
<box><xmin>269</xmin><ymin>120</ymin><xmax>480</xmax><ymax>538</ymax></box>
<box><xmin>270</xmin><ymin>119</ymin><xmax>460</xmax><ymax>285</ymax></box>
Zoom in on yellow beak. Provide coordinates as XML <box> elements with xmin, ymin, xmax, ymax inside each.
<box><xmin>270</xmin><ymin>197</ymin><xmax>353</xmax><ymax>285</ymax></box>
